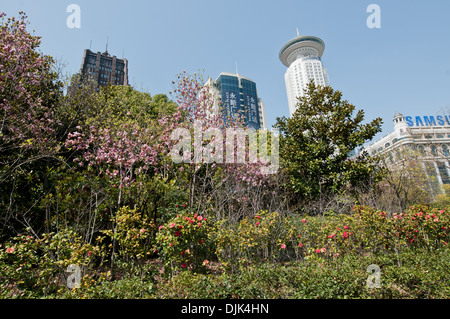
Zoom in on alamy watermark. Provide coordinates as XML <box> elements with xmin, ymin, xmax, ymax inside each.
<box><xmin>66</xmin><ymin>4</ymin><xmax>81</xmax><ymax>29</ymax></box>
<box><xmin>366</xmin><ymin>264</ymin><xmax>381</xmax><ymax>288</ymax></box>
<box><xmin>367</xmin><ymin>4</ymin><xmax>381</xmax><ymax>29</ymax></box>
<box><xmin>170</xmin><ymin>121</ymin><xmax>279</xmax><ymax>175</ymax></box>
<box><xmin>66</xmin><ymin>264</ymin><xmax>81</xmax><ymax>289</ymax></box>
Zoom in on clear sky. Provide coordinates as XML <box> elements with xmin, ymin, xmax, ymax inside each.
<box><xmin>2</xmin><ymin>0</ymin><xmax>450</xmax><ymax>143</ymax></box>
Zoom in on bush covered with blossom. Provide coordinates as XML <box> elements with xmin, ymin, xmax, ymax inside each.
<box><xmin>155</xmin><ymin>210</ymin><xmax>214</xmax><ymax>274</ymax></box>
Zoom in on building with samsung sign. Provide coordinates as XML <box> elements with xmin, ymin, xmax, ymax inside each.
<box><xmin>362</xmin><ymin>112</ymin><xmax>450</xmax><ymax>195</ymax></box>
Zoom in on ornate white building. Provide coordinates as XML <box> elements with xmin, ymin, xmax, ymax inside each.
<box><xmin>279</xmin><ymin>34</ymin><xmax>330</xmax><ymax>116</ymax></box>
<box><xmin>361</xmin><ymin>112</ymin><xmax>450</xmax><ymax>194</ymax></box>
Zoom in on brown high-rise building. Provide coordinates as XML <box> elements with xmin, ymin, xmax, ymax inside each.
<box><xmin>68</xmin><ymin>49</ymin><xmax>129</xmax><ymax>94</ymax></box>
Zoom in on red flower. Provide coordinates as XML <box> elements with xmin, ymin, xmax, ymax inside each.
<box><xmin>198</xmin><ymin>239</ymin><xmax>204</xmax><ymax>244</ymax></box>
<box><xmin>344</xmin><ymin>226</ymin><xmax>349</xmax><ymax>230</ymax></box>
<box><xmin>198</xmin><ymin>222</ymin><xmax>202</xmax><ymax>227</ymax></box>
<box><xmin>298</xmin><ymin>243</ymin><xmax>303</xmax><ymax>248</ymax></box>
<box><xmin>343</xmin><ymin>232</ymin><xmax>348</xmax><ymax>239</ymax></box>
<box><xmin>315</xmin><ymin>249</ymin><xmax>321</xmax><ymax>254</ymax></box>
<box><xmin>197</xmin><ymin>216</ymin><xmax>203</xmax><ymax>221</ymax></box>
<box><xmin>255</xmin><ymin>222</ymin><xmax>260</xmax><ymax>226</ymax></box>
<box><xmin>280</xmin><ymin>244</ymin><xmax>286</xmax><ymax>249</ymax></box>
<box><xmin>88</xmin><ymin>251</ymin><xmax>92</xmax><ymax>257</ymax></box>
<box><xmin>174</xmin><ymin>231</ymin><xmax>181</xmax><ymax>237</ymax></box>
<box><xmin>6</xmin><ymin>247</ymin><xmax>15</xmax><ymax>253</ymax></box>
<box><xmin>302</xmin><ymin>219</ymin><xmax>307</xmax><ymax>223</ymax></box>
<box><xmin>169</xmin><ymin>222</ymin><xmax>176</xmax><ymax>228</ymax></box>
<box><xmin>256</xmin><ymin>216</ymin><xmax>260</xmax><ymax>219</ymax></box>
<box><xmin>181</xmin><ymin>263</ymin><xmax>187</xmax><ymax>268</ymax></box>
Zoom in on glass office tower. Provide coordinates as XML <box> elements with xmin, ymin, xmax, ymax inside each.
<box><xmin>205</xmin><ymin>72</ymin><xmax>266</xmax><ymax>130</ymax></box>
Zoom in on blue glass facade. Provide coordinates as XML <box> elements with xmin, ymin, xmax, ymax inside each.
<box><xmin>215</xmin><ymin>74</ymin><xmax>261</xmax><ymax>130</ymax></box>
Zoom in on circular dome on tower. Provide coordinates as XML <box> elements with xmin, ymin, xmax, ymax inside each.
<box><xmin>279</xmin><ymin>35</ymin><xmax>325</xmax><ymax>67</ymax></box>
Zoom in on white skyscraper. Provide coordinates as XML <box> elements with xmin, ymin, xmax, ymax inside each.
<box><xmin>279</xmin><ymin>34</ymin><xmax>330</xmax><ymax>116</ymax></box>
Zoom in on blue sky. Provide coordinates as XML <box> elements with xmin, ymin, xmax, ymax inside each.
<box><xmin>2</xmin><ymin>0</ymin><xmax>450</xmax><ymax>143</ymax></box>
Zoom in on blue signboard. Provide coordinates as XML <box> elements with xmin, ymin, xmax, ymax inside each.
<box><xmin>406</xmin><ymin>115</ymin><xmax>450</xmax><ymax>127</ymax></box>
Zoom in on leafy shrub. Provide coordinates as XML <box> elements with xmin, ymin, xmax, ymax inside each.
<box><xmin>0</xmin><ymin>228</ymin><xmax>101</xmax><ymax>298</ymax></box>
<box><xmin>212</xmin><ymin>212</ymin><xmax>294</xmax><ymax>273</ymax></box>
<box><xmin>100</xmin><ymin>206</ymin><xmax>156</xmax><ymax>266</ymax></box>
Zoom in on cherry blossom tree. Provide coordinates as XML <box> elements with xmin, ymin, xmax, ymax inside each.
<box><xmin>0</xmin><ymin>11</ymin><xmax>64</xmax><ymax>236</ymax></box>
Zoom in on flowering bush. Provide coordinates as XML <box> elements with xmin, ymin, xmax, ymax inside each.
<box><xmin>155</xmin><ymin>211</ymin><xmax>213</xmax><ymax>273</ymax></box>
<box><xmin>351</xmin><ymin>204</ymin><xmax>450</xmax><ymax>252</ymax></box>
<box><xmin>295</xmin><ymin>205</ymin><xmax>450</xmax><ymax>261</ymax></box>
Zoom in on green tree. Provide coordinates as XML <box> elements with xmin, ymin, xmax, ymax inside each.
<box><xmin>274</xmin><ymin>82</ymin><xmax>383</xmax><ymax>204</ymax></box>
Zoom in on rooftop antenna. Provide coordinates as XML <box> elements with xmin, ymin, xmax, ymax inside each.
<box><xmin>105</xmin><ymin>36</ymin><xmax>109</xmax><ymax>53</ymax></box>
